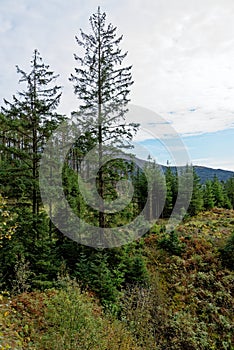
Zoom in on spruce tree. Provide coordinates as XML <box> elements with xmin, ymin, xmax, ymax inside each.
<box><xmin>70</xmin><ymin>7</ymin><xmax>138</xmax><ymax>232</ymax></box>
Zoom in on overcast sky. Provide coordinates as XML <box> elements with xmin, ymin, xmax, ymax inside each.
<box><xmin>1</xmin><ymin>0</ymin><xmax>234</xmax><ymax>170</ymax></box>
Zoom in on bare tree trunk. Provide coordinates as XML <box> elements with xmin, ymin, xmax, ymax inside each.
<box><xmin>98</xmin><ymin>28</ymin><xmax>105</xmax><ymax>244</ymax></box>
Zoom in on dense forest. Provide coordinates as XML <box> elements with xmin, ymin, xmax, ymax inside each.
<box><xmin>0</xmin><ymin>7</ymin><xmax>233</xmax><ymax>350</ymax></box>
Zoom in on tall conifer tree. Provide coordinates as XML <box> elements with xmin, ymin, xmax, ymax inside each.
<box><xmin>0</xmin><ymin>50</ymin><xmax>62</xmax><ymax>224</ymax></box>
<box><xmin>70</xmin><ymin>7</ymin><xmax>138</xmax><ymax>231</ymax></box>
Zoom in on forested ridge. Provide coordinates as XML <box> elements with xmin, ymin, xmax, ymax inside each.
<box><xmin>0</xmin><ymin>7</ymin><xmax>233</xmax><ymax>350</ymax></box>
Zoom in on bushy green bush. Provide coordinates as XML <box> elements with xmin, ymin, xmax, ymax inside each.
<box><xmin>157</xmin><ymin>231</ymin><xmax>185</xmax><ymax>256</ymax></box>
<box><xmin>39</xmin><ymin>280</ymin><xmax>106</xmax><ymax>349</ymax></box>
<box><xmin>37</xmin><ymin>278</ymin><xmax>139</xmax><ymax>350</ymax></box>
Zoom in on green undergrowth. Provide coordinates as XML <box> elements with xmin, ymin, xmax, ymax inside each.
<box><xmin>142</xmin><ymin>208</ymin><xmax>234</xmax><ymax>349</ymax></box>
<box><xmin>0</xmin><ymin>280</ymin><xmax>140</xmax><ymax>350</ymax></box>
<box><xmin>1</xmin><ymin>208</ymin><xmax>234</xmax><ymax>349</ymax></box>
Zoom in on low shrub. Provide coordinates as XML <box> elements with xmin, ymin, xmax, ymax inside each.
<box><xmin>219</xmin><ymin>232</ymin><xmax>234</xmax><ymax>270</ymax></box>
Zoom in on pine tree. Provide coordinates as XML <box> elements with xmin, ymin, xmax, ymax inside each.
<box><xmin>143</xmin><ymin>160</ymin><xmax>166</xmax><ymax>221</ymax></box>
<box><xmin>203</xmin><ymin>180</ymin><xmax>215</xmax><ymax>210</ymax></box>
<box><xmin>188</xmin><ymin>169</ymin><xmax>203</xmax><ymax>216</ymax></box>
<box><xmin>70</xmin><ymin>7</ymin><xmax>138</xmax><ymax>234</ymax></box>
<box><xmin>0</xmin><ymin>50</ymin><xmax>63</xmax><ymax>232</ymax></box>
<box><xmin>162</xmin><ymin>167</ymin><xmax>177</xmax><ymax>218</ymax></box>
<box><xmin>175</xmin><ymin>165</ymin><xmax>194</xmax><ymax>217</ymax></box>
<box><xmin>225</xmin><ymin>176</ymin><xmax>234</xmax><ymax>208</ymax></box>
<box><xmin>211</xmin><ymin>176</ymin><xmax>224</xmax><ymax>207</ymax></box>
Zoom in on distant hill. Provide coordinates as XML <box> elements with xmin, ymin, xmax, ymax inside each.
<box><xmin>131</xmin><ymin>157</ymin><xmax>234</xmax><ymax>183</ymax></box>
<box><xmin>161</xmin><ymin>165</ymin><xmax>234</xmax><ymax>183</ymax></box>
<box><xmin>116</xmin><ymin>153</ymin><xmax>234</xmax><ymax>183</ymax></box>
<box><xmin>193</xmin><ymin>165</ymin><xmax>234</xmax><ymax>183</ymax></box>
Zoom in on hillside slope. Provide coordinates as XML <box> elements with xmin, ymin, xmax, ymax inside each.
<box><xmin>1</xmin><ymin>209</ymin><xmax>233</xmax><ymax>349</ymax></box>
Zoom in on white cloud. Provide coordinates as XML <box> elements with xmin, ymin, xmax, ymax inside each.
<box><xmin>108</xmin><ymin>0</ymin><xmax>234</xmax><ymax>135</ymax></box>
<box><xmin>193</xmin><ymin>158</ymin><xmax>234</xmax><ymax>171</ymax></box>
<box><xmin>0</xmin><ymin>0</ymin><xmax>234</xmax><ymax>170</ymax></box>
